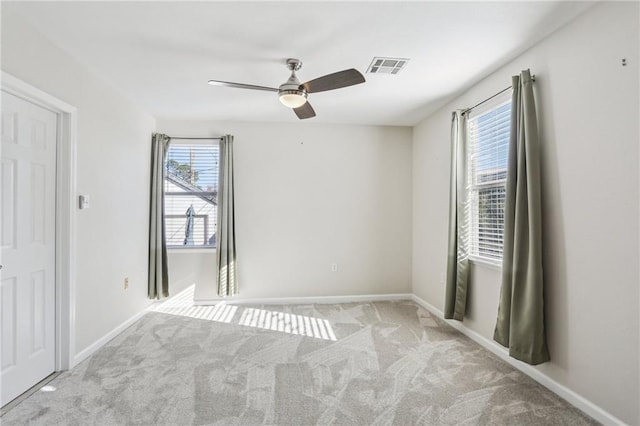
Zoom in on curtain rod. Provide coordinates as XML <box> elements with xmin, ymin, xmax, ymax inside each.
<box><xmin>168</xmin><ymin>136</ymin><xmax>223</xmax><ymax>140</ymax></box>
<box><xmin>461</xmin><ymin>75</ymin><xmax>535</xmax><ymax>116</ymax></box>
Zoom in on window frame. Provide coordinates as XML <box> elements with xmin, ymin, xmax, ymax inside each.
<box><xmin>164</xmin><ymin>139</ymin><xmax>219</xmax><ymax>251</ymax></box>
<box><xmin>466</xmin><ymin>91</ymin><xmax>512</xmax><ymax>267</ymax></box>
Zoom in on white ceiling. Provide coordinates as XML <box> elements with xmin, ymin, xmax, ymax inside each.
<box><xmin>5</xmin><ymin>1</ymin><xmax>594</xmax><ymax>126</ymax></box>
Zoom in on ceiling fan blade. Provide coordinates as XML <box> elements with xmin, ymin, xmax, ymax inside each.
<box><xmin>293</xmin><ymin>101</ymin><xmax>316</xmax><ymax>120</ymax></box>
<box><xmin>301</xmin><ymin>69</ymin><xmax>365</xmax><ymax>93</ymax></box>
<box><xmin>207</xmin><ymin>79</ymin><xmax>279</xmax><ymax>93</ymax></box>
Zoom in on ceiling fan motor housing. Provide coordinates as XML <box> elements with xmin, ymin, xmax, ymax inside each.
<box><xmin>278</xmin><ymin>60</ymin><xmax>308</xmax><ymax>107</ymax></box>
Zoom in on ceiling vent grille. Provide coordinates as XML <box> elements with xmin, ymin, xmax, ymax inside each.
<box><xmin>366</xmin><ymin>57</ymin><xmax>409</xmax><ymax>74</ymax></box>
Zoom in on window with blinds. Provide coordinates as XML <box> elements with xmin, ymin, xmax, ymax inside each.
<box><xmin>164</xmin><ymin>143</ymin><xmax>219</xmax><ymax>248</ymax></box>
<box><xmin>467</xmin><ymin>95</ymin><xmax>511</xmax><ymax>263</ymax></box>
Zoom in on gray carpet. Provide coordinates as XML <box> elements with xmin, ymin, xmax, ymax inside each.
<box><xmin>1</xmin><ymin>297</ymin><xmax>596</xmax><ymax>425</ymax></box>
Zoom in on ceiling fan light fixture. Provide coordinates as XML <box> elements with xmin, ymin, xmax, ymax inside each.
<box><xmin>279</xmin><ymin>90</ymin><xmax>307</xmax><ymax>108</ymax></box>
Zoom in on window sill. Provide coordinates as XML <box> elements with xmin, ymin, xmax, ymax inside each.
<box><xmin>469</xmin><ymin>256</ymin><xmax>502</xmax><ymax>271</ymax></box>
<box><xmin>168</xmin><ymin>247</ymin><xmax>215</xmax><ymax>254</ymax></box>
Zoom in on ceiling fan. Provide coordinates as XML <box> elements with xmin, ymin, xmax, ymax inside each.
<box><xmin>207</xmin><ymin>58</ymin><xmax>365</xmax><ymax>120</ymax></box>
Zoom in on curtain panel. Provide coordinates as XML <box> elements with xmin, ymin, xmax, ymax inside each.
<box><xmin>148</xmin><ymin>133</ymin><xmax>170</xmax><ymax>299</ymax></box>
<box><xmin>444</xmin><ymin>111</ymin><xmax>470</xmax><ymax>320</ymax></box>
<box><xmin>216</xmin><ymin>134</ymin><xmax>238</xmax><ymax>297</ymax></box>
<box><xmin>493</xmin><ymin>70</ymin><xmax>550</xmax><ymax>365</ymax></box>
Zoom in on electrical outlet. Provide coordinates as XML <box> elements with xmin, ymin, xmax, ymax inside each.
<box><xmin>330</xmin><ymin>263</ymin><xmax>338</xmax><ymax>272</ymax></box>
<box><xmin>124</xmin><ymin>277</ymin><xmax>129</xmax><ymax>289</ymax></box>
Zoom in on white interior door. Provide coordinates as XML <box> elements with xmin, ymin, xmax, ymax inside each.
<box><xmin>1</xmin><ymin>91</ymin><xmax>57</xmax><ymax>406</ymax></box>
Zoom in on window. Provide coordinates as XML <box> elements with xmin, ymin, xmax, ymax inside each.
<box><xmin>467</xmin><ymin>95</ymin><xmax>511</xmax><ymax>263</ymax></box>
<box><xmin>164</xmin><ymin>143</ymin><xmax>219</xmax><ymax>248</ymax></box>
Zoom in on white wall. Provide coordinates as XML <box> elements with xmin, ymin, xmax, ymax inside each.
<box><xmin>412</xmin><ymin>2</ymin><xmax>639</xmax><ymax>424</ymax></box>
<box><xmin>157</xmin><ymin>120</ymin><xmax>413</xmax><ymax>302</ymax></box>
<box><xmin>1</xmin><ymin>12</ymin><xmax>156</xmax><ymax>354</ymax></box>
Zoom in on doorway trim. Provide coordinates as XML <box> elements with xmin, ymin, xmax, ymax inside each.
<box><xmin>1</xmin><ymin>71</ymin><xmax>77</xmax><ymax>371</ymax></box>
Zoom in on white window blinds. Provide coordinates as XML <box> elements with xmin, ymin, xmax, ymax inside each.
<box><xmin>467</xmin><ymin>96</ymin><xmax>511</xmax><ymax>262</ymax></box>
<box><xmin>164</xmin><ymin>143</ymin><xmax>219</xmax><ymax>248</ymax></box>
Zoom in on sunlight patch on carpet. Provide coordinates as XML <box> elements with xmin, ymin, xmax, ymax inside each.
<box><xmin>152</xmin><ymin>285</ymin><xmax>337</xmax><ymax>340</ymax></box>
<box><xmin>152</xmin><ymin>285</ymin><xmax>238</xmax><ymax>323</ymax></box>
<box><xmin>238</xmin><ymin>307</ymin><xmax>337</xmax><ymax>341</ymax></box>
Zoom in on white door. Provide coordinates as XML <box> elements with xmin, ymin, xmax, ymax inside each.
<box><xmin>1</xmin><ymin>91</ymin><xmax>57</xmax><ymax>406</ymax></box>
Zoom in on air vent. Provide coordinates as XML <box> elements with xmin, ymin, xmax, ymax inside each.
<box><xmin>366</xmin><ymin>57</ymin><xmax>409</xmax><ymax>74</ymax></box>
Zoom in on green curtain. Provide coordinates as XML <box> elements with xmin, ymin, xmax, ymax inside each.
<box><xmin>217</xmin><ymin>135</ymin><xmax>238</xmax><ymax>297</ymax></box>
<box><xmin>494</xmin><ymin>70</ymin><xmax>550</xmax><ymax>365</ymax></box>
<box><xmin>148</xmin><ymin>133</ymin><xmax>170</xmax><ymax>299</ymax></box>
<box><xmin>444</xmin><ymin>111</ymin><xmax>470</xmax><ymax>320</ymax></box>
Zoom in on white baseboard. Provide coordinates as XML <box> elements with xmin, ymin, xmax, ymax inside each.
<box><xmin>71</xmin><ymin>303</ymin><xmax>156</xmax><ymax>367</ymax></box>
<box><xmin>193</xmin><ymin>293</ymin><xmax>412</xmax><ymax>306</ymax></box>
<box><xmin>410</xmin><ymin>294</ymin><xmax>625</xmax><ymax>426</ymax></box>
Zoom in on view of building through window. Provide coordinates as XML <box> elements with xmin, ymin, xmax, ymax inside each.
<box><xmin>164</xmin><ymin>143</ymin><xmax>219</xmax><ymax>248</ymax></box>
<box><xmin>467</xmin><ymin>98</ymin><xmax>511</xmax><ymax>262</ymax></box>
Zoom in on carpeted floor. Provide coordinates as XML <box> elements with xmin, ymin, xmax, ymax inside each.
<box><xmin>1</xmin><ymin>292</ymin><xmax>597</xmax><ymax>425</ymax></box>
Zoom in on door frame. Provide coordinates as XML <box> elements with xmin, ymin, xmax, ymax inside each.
<box><xmin>1</xmin><ymin>71</ymin><xmax>77</xmax><ymax>371</ymax></box>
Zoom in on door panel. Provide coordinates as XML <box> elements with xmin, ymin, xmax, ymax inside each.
<box><xmin>1</xmin><ymin>159</ymin><xmax>16</xmax><ymax>249</ymax></box>
<box><xmin>1</xmin><ymin>278</ymin><xmax>17</xmax><ymax>370</ymax></box>
<box><xmin>31</xmin><ymin>269</ymin><xmax>46</xmax><ymax>354</ymax></box>
<box><xmin>30</xmin><ymin>163</ymin><xmax>46</xmax><ymax>243</ymax></box>
<box><xmin>1</xmin><ymin>91</ymin><xmax>57</xmax><ymax>406</ymax></box>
